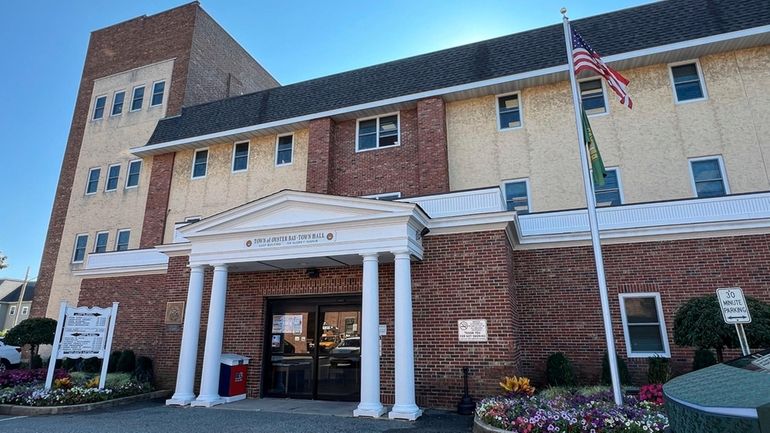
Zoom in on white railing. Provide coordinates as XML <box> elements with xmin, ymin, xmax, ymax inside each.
<box><xmin>517</xmin><ymin>192</ymin><xmax>770</xmax><ymax>240</ymax></box>
<box><xmin>82</xmin><ymin>248</ymin><xmax>168</xmax><ymax>272</ymax></box>
<box><xmin>400</xmin><ymin>187</ymin><xmax>504</xmax><ymax>218</ymax></box>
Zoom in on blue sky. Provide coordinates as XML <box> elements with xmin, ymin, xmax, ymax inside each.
<box><xmin>0</xmin><ymin>0</ymin><xmax>652</xmax><ymax>280</ymax></box>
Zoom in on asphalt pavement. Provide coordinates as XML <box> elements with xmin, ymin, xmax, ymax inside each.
<box><xmin>0</xmin><ymin>399</ymin><xmax>473</xmax><ymax>433</ymax></box>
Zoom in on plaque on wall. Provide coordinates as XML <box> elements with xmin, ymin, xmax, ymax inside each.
<box><xmin>165</xmin><ymin>301</ymin><xmax>185</xmax><ymax>325</ymax></box>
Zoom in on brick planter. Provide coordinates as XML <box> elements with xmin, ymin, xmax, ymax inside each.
<box><xmin>0</xmin><ymin>390</ymin><xmax>170</xmax><ymax>416</ymax></box>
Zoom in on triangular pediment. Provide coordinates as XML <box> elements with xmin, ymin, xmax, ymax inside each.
<box><xmin>179</xmin><ymin>190</ymin><xmax>423</xmax><ymax>238</ymax></box>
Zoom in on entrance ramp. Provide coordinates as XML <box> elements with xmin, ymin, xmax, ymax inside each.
<box><xmin>211</xmin><ymin>398</ymin><xmax>360</xmax><ymax>418</ymax></box>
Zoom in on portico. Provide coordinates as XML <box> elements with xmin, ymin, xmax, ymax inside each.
<box><xmin>163</xmin><ymin>190</ymin><xmax>428</xmax><ymax>420</ymax></box>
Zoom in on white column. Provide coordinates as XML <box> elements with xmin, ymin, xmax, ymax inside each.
<box><xmin>354</xmin><ymin>253</ymin><xmax>386</xmax><ymax>418</ymax></box>
<box><xmin>389</xmin><ymin>251</ymin><xmax>423</xmax><ymax>420</ymax></box>
<box><xmin>167</xmin><ymin>265</ymin><xmax>205</xmax><ymax>406</ymax></box>
<box><xmin>191</xmin><ymin>264</ymin><xmax>228</xmax><ymax>407</ymax></box>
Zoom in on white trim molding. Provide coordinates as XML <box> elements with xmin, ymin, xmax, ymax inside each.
<box><xmin>618</xmin><ymin>292</ymin><xmax>671</xmax><ymax>358</ymax></box>
<box><xmin>75</xmin><ymin>248</ymin><xmax>169</xmax><ymax>277</ymax></box>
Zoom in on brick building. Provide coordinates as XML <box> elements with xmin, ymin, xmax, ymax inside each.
<box><xmin>34</xmin><ymin>0</ymin><xmax>770</xmax><ymax>418</ymax></box>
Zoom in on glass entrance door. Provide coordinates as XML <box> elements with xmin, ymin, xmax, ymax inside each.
<box><xmin>264</xmin><ymin>297</ymin><xmax>361</xmax><ymax>401</ymax></box>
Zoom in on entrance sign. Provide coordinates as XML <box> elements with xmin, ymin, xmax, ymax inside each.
<box><xmin>716</xmin><ymin>288</ymin><xmax>751</xmax><ymax>356</ymax></box>
<box><xmin>717</xmin><ymin>287</ymin><xmax>751</xmax><ymax>324</ymax></box>
<box><xmin>458</xmin><ymin>319</ymin><xmax>488</xmax><ymax>342</ymax></box>
<box><xmin>245</xmin><ymin>231</ymin><xmax>336</xmax><ymax>249</ymax></box>
<box><xmin>45</xmin><ymin>301</ymin><xmax>119</xmax><ymax>390</ymax></box>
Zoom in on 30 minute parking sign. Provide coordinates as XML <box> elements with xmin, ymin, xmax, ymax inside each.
<box><xmin>716</xmin><ymin>287</ymin><xmax>751</xmax><ymax>324</ymax></box>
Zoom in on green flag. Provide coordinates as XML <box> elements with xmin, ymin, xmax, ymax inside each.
<box><xmin>581</xmin><ymin>108</ymin><xmax>606</xmax><ymax>187</ymax></box>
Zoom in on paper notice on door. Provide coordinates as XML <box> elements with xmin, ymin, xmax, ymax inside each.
<box><xmin>272</xmin><ymin>314</ymin><xmax>303</xmax><ymax>334</ymax></box>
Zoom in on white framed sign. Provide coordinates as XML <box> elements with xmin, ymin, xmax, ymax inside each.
<box><xmin>717</xmin><ymin>287</ymin><xmax>751</xmax><ymax>324</ymax></box>
<box><xmin>45</xmin><ymin>301</ymin><xmax>119</xmax><ymax>390</ymax></box>
<box><xmin>458</xmin><ymin>319</ymin><xmax>488</xmax><ymax>342</ymax></box>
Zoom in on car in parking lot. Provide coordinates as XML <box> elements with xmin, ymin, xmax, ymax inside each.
<box><xmin>0</xmin><ymin>339</ymin><xmax>22</xmax><ymax>370</ymax></box>
<box><xmin>329</xmin><ymin>337</ymin><xmax>360</xmax><ymax>367</ymax></box>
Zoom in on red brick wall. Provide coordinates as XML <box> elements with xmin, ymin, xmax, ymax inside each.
<box><xmin>416</xmin><ymin>97</ymin><xmax>450</xmax><ymax>195</ymax></box>
<box><xmin>513</xmin><ymin>233</ymin><xmax>770</xmax><ymax>385</ymax></box>
<box><xmin>306</xmin><ymin>118</ymin><xmax>335</xmax><ymax>194</ymax></box>
<box><xmin>140</xmin><ymin>153</ymin><xmax>175</xmax><ymax>247</ymax></box>
<box><xmin>33</xmin><ymin>4</ymin><xmax>200</xmax><ymax>318</ymax></box>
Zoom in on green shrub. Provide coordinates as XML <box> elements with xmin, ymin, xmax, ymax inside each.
<box><xmin>116</xmin><ymin>350</ymin><xmax>136</xmax><ymax>373</ymax></box>
<box><xmin>105</xmin><ymin>372</ymin><xmax>133</xmax><ymax>389</ymax></box>
<box><xmin>60</xmin><ymin>358</ymin><xmax>77</xmax><ymax>371</ymax></box>
<box><xmin>30</xmin><ymin>354</ymin><xmax>43</xmax><ymax>369</ymax></box>
<box><xmin>647</xmin><ymin>357</ymin><xmax>671</xmax><ymax>384</ymax></box>
<box><xmin>82</xmin><ymin>357</ymin><xmax>101</xmax><ymax>373</ymax></box>
<box><xmin>135</xmin><ymin>356</ymin><xmax>154</xmax><ymax>384</ymax></box>
<box><xmin>693</xmin><ymin>348</ymin><xmax>718</xmax><ymax>371</ymax></box>
<box><xmin>69</xmin><ymin>371</ymin><xmax>93</xmax><ymax>386</ymax></box>
<box><xmin>674</xmin><ymin>296</ymin><xmax>770</xmax><ymax>362</ymax></box>
<box><xmin>4</xmin><ymin>318</ymin><xmax>57</xmax><ymax>358</ymax></box>
<box><xmin>107</xmin><ymin>351</ymin><xmax>121</xmax><ymax>373</ymax></box>
<box><xmin>601</xmin><ymin>352</ymin><xmax>631</xmax><ymax>386</ymax></box>
<box><xmin>545</xmin><ymin>352</ymin><xmax>577</xmax><ymax>386</ymax></box>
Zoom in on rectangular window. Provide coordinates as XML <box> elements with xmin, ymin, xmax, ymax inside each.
<box><xmin>356</xmin><ymin>114</ymin><xmax>399</xmax><ymax>151</ymax></box>
<box><xmin>94</xmin><ymin>232</ymin><xmax>109</xmax><ymax>253</ymax></box>
<box><xmin>690</xmin><ymin>156</ymin><xmax>728</xmax><ymax>198</ymax></box>
<box><xmin>125</xmin><ymin>160</ymin><xmax>142</xmax><ymax>188</ymax></box>
<box><xmin>580</xmin><ymin>79</ymin><xmax>607</xmax><ymax>115</ymax></box>
<box><xmin>497</xmin><ymin>93</ymin><xmax>522</xmax><ymax>130</ymax></box>
<box><xmin>503</xmin><ymin>179</ymin><xmax>530</xmax><ymax>214</ymax></box>
<box><xmin>93</xmin><ymin>96</ymin><xmax>107</xmax><ymax>120</ymax></box>
<box><xmin>363</xmin><ymin>192</ymin><xmax>401</xmax><ymax>201</ymax></box>
<box><xmin>105</xmin><ymin>164</ymin><xmax>121</xmax><ymax>191</ymax></box>
<box><xmin>21</xmin><ymin>306</ymin><xmax>28</xmax><ymax>316</ymax></box>
<box><xmin>232</xmin><ymin>142</ymin><xmax>249</xmax><ymax>172</ymax></box>
<box><xmin>86</xmin><ymin>167</ymin><xmax>100</xmax><ymax>195</ymax></box>
<box><xmin>619</xmin><ymin>293</ymin><xmax>670</xmax><ymax>357</ymax></box>
<box><xmin>151</xmin><ymin>81</ymin><xmax>165</xmax><ymax>106</ymax></box>
<box><xmin>276</xmin><ymin>135</ymin><xmax>294</xmax><ymax>165</ymax></box>
<box><xmin>116</xmin><ymin>230</ymin><xmax>130</xmax><ymax>251</ymax></box>
<box><xmin>111</xmin><ymin>91</ymin><xmax>125</xmax><ymax>116</ymax></box>
<box><xmin>594</xmin><ymin>168</ymin><xmax>623</xmax><ymax>207</ymax></box>
<box><xmin>670</xmin><ymin>62</ymin><xmax>706</xmax><ymax>103</ymax></box>
<box><xmin>9</xmin><ymin>306</ymin><xmax>16</xmax><ymax>316</ymax></box>
<box><xmin>130</xmin><ymin>86</ymin><xmax>145</xmax><ymax>111</ymax></box>
<box><xmin>73</xmin><ymin>234</ymin><xmax>88</xmax><ymax>263</ymax></box>
<box><xmin>192</xmin><ymin>149</ymin><xmax>209</xmax><ymax>179</ymax></box>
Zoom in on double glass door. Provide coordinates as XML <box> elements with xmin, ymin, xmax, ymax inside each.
<box><xmin>264</xmin><ymin>296</ymin><xmax>362</xmax><ymax>401</ymax></box>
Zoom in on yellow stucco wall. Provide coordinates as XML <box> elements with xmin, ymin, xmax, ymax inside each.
<box><xmin>447</xmin><ymin>47</ymin><xmax>770</xmax><ymax>212</ymax></box>
<box><xmin>46</xmin><ymin>60</ymin><xmax>174</xmax><ymax>317</ymax></box>
<box><xmin>164</xmin><ymin>129</ymin><xmax>309</xmax><ymax>241</ymax></box>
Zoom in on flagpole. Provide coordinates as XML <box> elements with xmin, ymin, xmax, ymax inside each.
<box><xmin>561</xmin><ymin>8</ymin><xmax>623</xmax><ymax>406</ymax></box>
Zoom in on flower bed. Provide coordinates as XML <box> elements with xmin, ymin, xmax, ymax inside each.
<box><xmin>0</xmin><ymin>369</ymin><xmax>153</xmax><ymax>407</ymax></box>
<box><xmin>476</xmin><ymin>389</ymin><xmax>669</xmax><ymax>433</ymax></box>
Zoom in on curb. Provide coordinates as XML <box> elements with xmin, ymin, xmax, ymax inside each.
<box><xmin>0</xmin><ymin>390</ymin><xmax>171</xmax><ymax>416</ymax></box>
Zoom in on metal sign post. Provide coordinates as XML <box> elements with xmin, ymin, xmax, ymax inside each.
<box><xmin>716</xmin><ymin>287</ymin><xmax>752</xmax><ymax>356</ymax></box>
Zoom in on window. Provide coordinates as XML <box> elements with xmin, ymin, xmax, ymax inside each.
<box><xmin>619</xmin><ymin>293</ymin><xmax>670</xmax><ymax>357</ymax></box>
<box><xmin>93</xmin><ymin>96</ymin><xmax>107</xmax><ymax>120</ymax></box>
<box><xmin>94</xmin><ymin>231</ymin><xmax>109</xmax><ymax>253</ymax></box>
<box><xmin>9</xmin><ymin>306</ymin><xmax>16</xmax><ymax>316</ymax></box>
<box><xmin>689</xmin><ymin>156</ymin><xmax>728</xmax><ymax>198</ymax></box>
<box><xmin>111</xmin><ymin>91</ymin><xmax>125</xmax><ymax>116</ymax></box>
<box><xmin>86</xmin><ymin>168</ymin><xmax>100</xmax><ymax>195</ymax></box>
<box><xmin>594</xmin><ymin>168</ymin><xmax>623</xmax><ymax>207</ymax></box>
<box><xmin>192</xmin><ymin>149</ymin><xmax>208</xmax><ymax>179</ymax></box>
<box><xmin>497</xmin><ymin>93</ymin><xmax>522</xmax><ymax>130</ymax></box>
<box><xmin>670</xmin><ymin>61</ymin><xmax>706</xmax><ymax>103</ymax></box>
<box><xmin>276</xmin><ymin>134</ymin><xmax>293</xmax><ymax>165</ymax></box>
<box><xmin>151</xmin><ymin>81</ymin><xmax>165</xmax><ymax>106</ymax></box>
<box><xmin>116</xmin><ymin>230</ymin><xmax>130</xmax><ymax>251</ymax></box>
<box><xmin>21</xmin><ymin>306</ymin><xmax>28</xmax><ymax>316</ymax></box>
<box><xmin>363</xmin><ymin>192</ymin><xmax>401</xmax><ymax>201</ymax></box>
<box><xmin>232</xmin><ymin>142</ymin><xmax>249</xmax><ymax>172</ymax></box>
<box><xmin>503</xmin><ymin>179</ymin><xmax>530</xmax><ymax>214</ymax></box>
<box><xmin>73</xmin><ymin>234</ymin><xmax>88</xmax><ymax>263</ymax></box>
<box><xmin>356</xmin><ymin>114</ymin><xmax>399</xmax><ymax>151</ymax></box>
<box><xmin>580</xmin><ymin>79</ymin><xmax>607</xmax><ymax>115</ymax></box>
<box><xmin>125</xmin><ymin>160</ymin><xmax>142</xmax><ymax>188</ymax></box>
<box><xmin>130</xmin><ymin>86</ymin><xmax>145</xmax><ymax>111</ymax></box>
<box><xmin>105</xmin><ymin>164</ymin><xmax>121</xmax><ymax>191</ymax></box>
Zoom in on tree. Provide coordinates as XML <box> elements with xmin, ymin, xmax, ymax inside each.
<box><xmin>0</xmin><ymin>252</ymin><xmax>7</xmax><ymax>269</ymax></box>
<box><xmin>673</xmin><ymin>296</ymin><xmax>770</xmax><ymax>362</ymax></box>
<box><xmin>4</xmin><ymin>318</ymin><xmax>57</xmax><ymax>359</ymax></box>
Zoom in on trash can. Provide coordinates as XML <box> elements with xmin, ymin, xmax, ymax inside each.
<box><xmin>219</xmin><ymin>354</ymin><xmax>249</xmax><ymax>402</ymax></box>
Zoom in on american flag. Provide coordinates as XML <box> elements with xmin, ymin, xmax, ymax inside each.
<box><xmin>572</xmin><ymin>28</ymin><xmax>633</xmax><ymax>109</ymax></box>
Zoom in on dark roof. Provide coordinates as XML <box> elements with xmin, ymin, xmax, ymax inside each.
<box><xmin>147</xmin><ymin>0</ymin><xmax>770</xmax><ymax>145</ymax></box>
<box><xmin>0</xmin><ymin>282</ymin><xmax>36</xmax><ymax>303</ymax></box>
